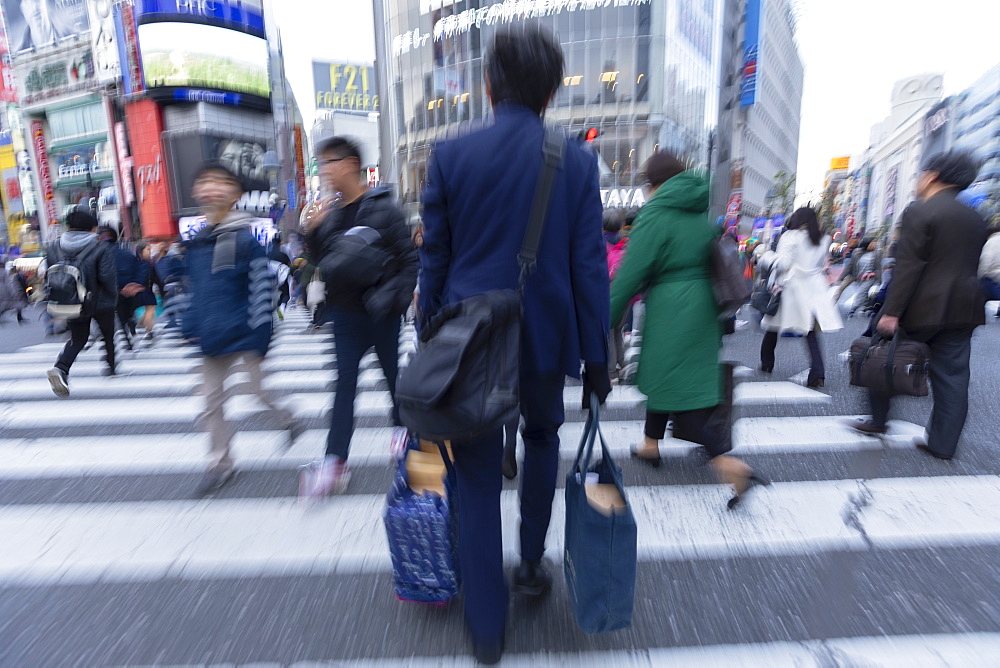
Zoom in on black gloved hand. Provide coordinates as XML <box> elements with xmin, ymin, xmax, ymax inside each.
<box><xmin>582</xmin><ymin>361</ymin><xmax>612</xmax><ymax>410</ymax></box>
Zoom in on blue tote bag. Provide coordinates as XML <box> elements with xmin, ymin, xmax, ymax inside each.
<box><xmin>564</xmin><ymin>394</ymin><xmax>637</xmax><ymax>633</ymax></box>
<box><xmin>383</xmin><ymin>437</ymin><xmax>460</xmax><ymax>604</ymax></box>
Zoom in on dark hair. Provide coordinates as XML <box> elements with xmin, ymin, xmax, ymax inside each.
<box><xmin>643</xmin><ymin>151</ymin><xmax>686</xmax><ymax>189</ymax></box>
<box><xmin>98</xmin><ymin>225</ymin><xmax>118</xmax><ymax>242</ymax></box>
<box><xmin>484</xmin><ymin>24</ymin><xmax>564</xmax><ymax>115</ymax></box>
<box><xmin>785</xmin><ymin>207</ymin><xmax>822</xmax><ymax>246</ymax></box>
<box><xmin>922</xmin><ymin>151</ymin><xmax>979</xmax><ymax>190</ymax></box>
<box><xmin>66</xmin><ymin>207</ymin><xmax>98</xmax><ymax>231</ymax></box>
<box><xmin>602</xmin><ymin>208</ymin><xmax>625</xmax><ymax>233</ymax></box>
<box><xmin>316</xmin><ymin>136</ymin><xmax>362</xmax><ymax>163</ymax></box>
<box><xmin>193</xmin><ymin>160</ymin><xmax>245</xmax><ymax>191</ymax></box>
<box><xmin>624</xmin><ymin>208</ymin><xmax>639</xmax><ymax>228</ymax></box>
<box><xmin>135</xmin><ymin>242</ymin><xmax>148</xmax><ymax>258</ymax></box>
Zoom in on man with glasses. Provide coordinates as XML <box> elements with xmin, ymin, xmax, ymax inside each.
<box><xmin>302</xmin><ymin>137</ymin><xmax>417</xmax><ymax>497</ymax></box>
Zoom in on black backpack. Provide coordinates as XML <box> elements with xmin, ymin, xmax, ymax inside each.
<box><xmin>396</xmin><ymin>127</ymin><xmax>564</xmax><ymax>442</ymax></box>
<box><xmin>46</xmin><ymin>242</ymin><xmax>101</xmax><ymax>319</ymax></box>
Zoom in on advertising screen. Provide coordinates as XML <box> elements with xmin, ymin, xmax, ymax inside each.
<box><xmin>1</xmin><ymin>0</ymin><xmax>90</xmax><ymax>53</ymax></box>
<box><xmin>166</xmin><ymin>132</ymin><xmax>272</xmax><ymax>214</ymax></box>
<box><xmin>137</xmin><ymin>21</ymin><xmax>269</xmax><ymax>99</ymax></box>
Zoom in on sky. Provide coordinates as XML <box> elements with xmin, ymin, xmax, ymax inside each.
<box><xmin>272</xmin><ymin>0</ymin><xmax>1000</xmax><ymax>196</ymax></box>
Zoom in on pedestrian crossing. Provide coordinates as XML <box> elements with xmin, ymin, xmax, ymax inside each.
<box><xmin>2</xmin><ymin>307</ymin><xmax>999</xmax><ymax>665</ymax></box>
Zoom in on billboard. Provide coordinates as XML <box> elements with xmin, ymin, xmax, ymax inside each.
<box><xmin>740</xmin><ymin>0</ymin><xmax>760</xmax><ymax>107</ymax></box>
<box><xmin>88</xmin><ymin>0</ymin><xmax>120</xmax><ymax>83</ymax></box>
<box><xmin>1</xmin><ymin>0</ymin><xmax>90</xmax><ymax>53</ymax></box>
<box><xmin>134</xmin><ymin>0</ymin><xmax>265</xmax><ymax>38</ymax></box>
<box><xmin>830</xmin><ymin>156</ymin><xmax>850</xmax><ymax>171</ymax></box>
<box><xmin>125</xmin><ymin>99</ymin><xmax>174</xmax><ymax>238</ymax></box>
<box><xmin>314</xmin><ymin>61</ymin><xmax>378</xmax><ymax>113</ymax></box>
<box><xmin>166</xmin><ymin>132</ymin><xmax>272</xmax><ymax>214</ymax></box>
<box><xmin>138</xmin><ymin>22</ymin><xmax>270</xmax><ymax>99</ymax></box>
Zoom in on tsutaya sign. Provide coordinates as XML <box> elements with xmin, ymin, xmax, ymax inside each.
<box><xmin>429</xmin><ymin>0</ymin><xmax>650</xmax><ymax>42</ymax></box>
<box><xmin>601</xmin><ymin>187</ymin><xmax>645</xmax><ymax>209</ymax></box>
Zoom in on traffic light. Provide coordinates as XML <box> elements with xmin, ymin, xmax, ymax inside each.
<box><xmin>584</xmin><ymin>127</ymin><xmax>599</xmax><ymax>142</ymax></box>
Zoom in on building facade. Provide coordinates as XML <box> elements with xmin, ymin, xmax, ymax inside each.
<box><xmin>373</xmin><ymin>0</ymin><xmax>726</xmax><ymax>218</ymax></box>
<box><xmin>731</xmin><ymin>0</ymin><xmax>801</xmax><ymax>226</ymax></box>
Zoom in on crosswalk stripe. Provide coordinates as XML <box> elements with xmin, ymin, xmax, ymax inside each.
<box><xmin>0</xmin><ymin>417</ymin><xmax>927</xmax><ymax>479</ymax></box>
<box><xmin>265</xmin><ymin>633</ymin><xmax>1000</xmax><ymax>667</ymax></box>
<box><xmin>0</xmin><ymin>386</ymin><xmax>645</xmax><ymax>429</ymax></box>
<box><xmin>5</xmin><ymin>474</ymin><xmax>1000</xmax><ymax>587</ymax></box>
<box><xmin>734</xmin><ymin>381</ymin><xmax>831</xmax><ymax>405</ymax></box>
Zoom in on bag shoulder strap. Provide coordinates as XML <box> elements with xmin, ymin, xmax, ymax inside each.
<box><xmin>517</xmin><ymin>125</ymin><xmax>565</xmax><ymax>291</ymax></box>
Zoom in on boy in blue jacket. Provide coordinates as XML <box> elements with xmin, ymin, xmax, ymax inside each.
<box><xmin>184</xmin><ymin>161</ymin><xmax>300</xmax><ymax>496</ymax></box>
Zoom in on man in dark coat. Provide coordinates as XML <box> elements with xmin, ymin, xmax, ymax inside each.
<box><xmin>852</xmin><ymin>151</ymin><xmax>988</xmax><ymax>460</ymax></box>
<box><xmin>302</xmin><ymin>136</ymin><xmax>418</xmax><ymax>498</ymax></box>
<box><xmin>418</xmin><ymin>25</ymin><xmax>610</xmax><ymax>664</ymax></box>
<box><xmin>99</xmin><ymin>225</ymin><xmax>142</xmax><ymax>350</ymax></box>
<box><xmin>184</xmin><ymin>161</ymin><xmax>299</xmax><ymax>496</ymax></box>
<box><xmin>47</xmin><ymin>209</ymin><xmax>118</xmax><ymax>395</ymax></box>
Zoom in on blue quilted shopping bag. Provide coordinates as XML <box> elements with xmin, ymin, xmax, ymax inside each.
<box><xmin>564</xmin><ymin>394</ymin><xmax>637</xmax><ymax>633</ymax></box>
<box><xmin>383</xmin><ymin>437</ymin><xmax>460</xmax><ymax>604</ymax></box>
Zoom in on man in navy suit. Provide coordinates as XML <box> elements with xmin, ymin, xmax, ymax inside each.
<box><xmin>419</xmin><ymin>24</ymin><xmax>610</xmax><ymax>664</ymax></box>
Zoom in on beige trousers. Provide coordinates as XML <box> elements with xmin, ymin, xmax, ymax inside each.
<box><xmin>202</xmin><ymin>352</ymin><xmax>293</xmax><ymax>473</ymax></box>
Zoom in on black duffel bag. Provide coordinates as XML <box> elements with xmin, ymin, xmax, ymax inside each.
<box><xmin>750</xmin><ymin>284</ymin><xmax>781</xmax><ymax>316</ymax></box>
<box><xmin>319</xmin><ymin>225</ymin><xmax>392</xmax><ymax>290</ymax></box>
<box><xmin>848</xmin><ymin>331</ymin><xmax>930</xmax><ymax>397</ymax></box>
<box><xmin>396</xmin><ymin>126</ymin><xmax>564</xmax><ymax>443</ymax></box>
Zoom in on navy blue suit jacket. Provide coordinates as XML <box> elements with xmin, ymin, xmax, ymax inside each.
<box><xmin>419</xmin><ymin>103</ymin><xmax>609</xmax><ymax>378</ymax></box>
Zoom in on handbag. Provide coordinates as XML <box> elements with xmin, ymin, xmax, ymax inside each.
<box><xmin>564</xmin><ymin>393</ymin><xmax>637</xmax><ymax>633</ymax></box>
<box><xmin>848</xmin><ymin>331</ymin><xmax>930</xmax><ymax>397</ymax></box>
<box><xmin>710</xmin><ymin>233</ymin><xmax>751</xmax><ymax>320</ymax></box>
<box><xmin>319</xmin><ymin>226</ymin><xmax>393</xmax><ymax>290</ymax></box>
<box><xmin>750</xmin><ymin>283</ymin><xmax>781</xmax><ymax>316</ymax></box>
<box><xmin>396</xmin><ymin>126</ymin><xmax>564</xmax><ymax>442</ymax></box>
<box><xmin>383</xmin><ymin>437</ymin><xmax>460</xmax><ymax>604</ymax></box>
<box><xmin>306</xmin><ymin>274</ymin><xmax>325</xmax><ymax>308</ymax></box>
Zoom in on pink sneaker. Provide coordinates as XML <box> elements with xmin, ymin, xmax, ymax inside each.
<box><xmin>300</xmin><ymin>457</ymin><xmax>351</xmax><ymax>499</ymax></box>
<box><xmin>389</xmin><ymin>427</ymin><xmax>410</xmax><ymax>459</ymax></box>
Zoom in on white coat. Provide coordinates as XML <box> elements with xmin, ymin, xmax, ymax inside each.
<box><xmin>761</xmin><ymin>229</ymin><xmax>843</xmax><ymax>334</ymax></box>
<box><xmin>979</xmin><ymin>233</ymin><xmax>1000</xmax><ymax>283</ymax></box>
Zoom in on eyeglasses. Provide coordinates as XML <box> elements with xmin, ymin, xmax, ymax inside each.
<box><xmin>318</xmin><ymin>156</ymin><xmax>349</xmax><ymax>166</ymax></box>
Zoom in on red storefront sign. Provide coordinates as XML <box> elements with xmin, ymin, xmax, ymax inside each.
<box><xmin>31</xmin><ymin>121</ymin><xmax>58</xmax><ymax>224</ymax></box>
<box><xmin>125</xmin><ymin>99</ymin><xmax>173</xmax><ymax>239</ymax></box>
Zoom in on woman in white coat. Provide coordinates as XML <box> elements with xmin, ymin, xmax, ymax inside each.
<box><xmin>759</xmin><ymin>207</ymin><xmax>843</xmax><ymax>387</ymax></box>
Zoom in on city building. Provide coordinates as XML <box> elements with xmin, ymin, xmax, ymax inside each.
<box><xmin>858</xmin><ymin>73</ymin><xmax>944</xmax><ymax>235</ymax></box>
<box><xmin>728</xmin><ymin>0</ymin><xmax>802</xmax><ymax>230</ymax></box>
<box><xmin>372</xmin><ymin>0</ymin><xmax>729</xmax><ymax>219</ymax></box>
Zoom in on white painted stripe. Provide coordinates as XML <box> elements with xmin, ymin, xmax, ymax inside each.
<box><xmin>6</xmin><ymin>475</ymin><xmax>1000</xmax><ymax>587</ymax></box>
<box><xmin>0</xmin><ymin>386</ymin><xmax>645</xmax><ymax>429</ymax></box>
<box><xmin>257</xmin><ymin>633</ymin><xmax>1000</xmax><ymax>668</ymax></box>
<box><xmin>0</xmin><ymin>369</ymin><xmax>352</xmax><ymax>401</ymax></box>
<box><xmin>734</xmin><ymin>417</ymin><xmax>924</xmax><ymax>454</ymax></box>
<box><xmin>0</xmin><ymin>418</ymin><xmax>927</xmax><ymax>479</ymax></box>
<box><xmin>0</xmin><ymin>355</ymin><xmax>330</xmax><ymax>379</ymax></box>
<box><xmin>734</xmin><ymin>381</ymin><xmax>831</xmax><ymax>405</ymax></box>
<box><xmin>0</xmin><ymin>340</ymin><xmax>334</xmax><ymax>365</ymax></box>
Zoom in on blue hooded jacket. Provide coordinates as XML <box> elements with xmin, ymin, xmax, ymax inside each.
<box><xmin>183</xmin><ymin>212</ymin><xmax>274</xmax><ymax>357</ymax></box>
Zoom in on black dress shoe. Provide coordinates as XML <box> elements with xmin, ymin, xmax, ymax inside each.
<box><xmin>759</xmin><ymin>365</ymin><xmax>773</xmax><ymax>373</ymax></box>
<box><xmin>502</xmin><ymin>440</ymin><xmax>517</xmax><ymax>480</ymax></box>
<box><xmin>806</xmin><ymin>377</ymin><xmax>825</xmax><ymax>388</ymax></box>
<box><xmin>846</xmin><ymin>419</ymin><xmax>887</xmax><ymax>436</ymax></box>
<box><xmin>915</xmin><ymin>440</ymin><xmax>952</xmax><ymax>461</ymax></box>
<box><xmin>630</xmin><ymin>443</ymin><xmax>661</xmax><ymax>468</ymax></box>
<box><xmin>511</xmin><ymin>559</ymin><xmax>551</xmax><ymax>597</ymax></box>
<box><xmin>472</xmin><ymin>636</ymin><xmax>504</xmax><ymax>665</ymax></box>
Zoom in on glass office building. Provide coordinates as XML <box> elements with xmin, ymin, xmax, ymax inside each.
<box><xmin>373</xmin><ymin>0</ymin><xmax>723</xmax><ymax>211</ymax></box>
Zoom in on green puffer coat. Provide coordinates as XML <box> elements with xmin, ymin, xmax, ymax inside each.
<box><xmin>610</xmin><ymin>170</ymin><xmax>721</xmax><ymax>412</ymax></box>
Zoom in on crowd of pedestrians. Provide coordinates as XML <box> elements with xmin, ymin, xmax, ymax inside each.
<box><xmin>21</xmin><ymin>24</ymin><xmax>997</xmax><ymax>667</ymax></box>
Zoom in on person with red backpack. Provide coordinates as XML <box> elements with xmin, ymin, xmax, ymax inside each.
<box><xmin>604</xmin><ymin>209</ymin><xmax>629</xmax><ymax>379</ymax></box>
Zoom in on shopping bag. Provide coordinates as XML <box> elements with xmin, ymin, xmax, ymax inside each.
<box><xmin>306</xmin><ymin>275</ymin><xmax>326</xmax><ymax>308</ymax></box>
<box><xmin>564</xmin><ymin>393</ymin><xmax>637</xmax><ymax>633</ymax></box>
<box><xmin>383</xmin><ymin>436</ymin><xmax>460</xmax><ymax>604</ymax></box>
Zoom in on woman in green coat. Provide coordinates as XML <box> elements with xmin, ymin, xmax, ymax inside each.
<box><xmin>610</xmin><ymin>152</ymin><xmax>765</xmax><ymax>508</ymax></box>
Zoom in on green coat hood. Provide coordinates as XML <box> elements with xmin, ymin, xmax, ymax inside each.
<box><xmin>645</xmin><ymin>169</ymin><xmax>710</xmax><ymax>213</ymax></box>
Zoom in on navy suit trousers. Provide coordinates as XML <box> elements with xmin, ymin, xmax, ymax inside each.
<box><xmin>451</xmin><ymin>373</ymin><xmax>565</xmax><ymax>642</ymax></box>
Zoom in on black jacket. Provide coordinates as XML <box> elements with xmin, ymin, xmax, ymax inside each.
<box><xmin>52</xmin><ymin>232</ymin><xmax>118</xmax><ymax>314</ymax></box>
<box><xmin>882</xmin><ymin>189</ymin><xmax>988</xmax><ymax>337</ymax></box>
<box><xmin>306</xmin><ymin>187</ymin><xmax>418</xmax><ymax>317</ymax></box>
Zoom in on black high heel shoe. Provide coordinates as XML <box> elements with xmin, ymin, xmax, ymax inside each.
<box><xmin>630</xmin><ymin>443</ymin><xmax>661</xmax><ymax>468</ymax></box>
<box><xmin>727</xmin><ymin>471</ymin><xmax>770</xmax><ymax>510</ymax></box>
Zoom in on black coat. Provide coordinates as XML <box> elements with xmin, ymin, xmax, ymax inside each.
<box><xmin>51</xmin><ymin>236</ymin><xmax>118</xmax><ymax>314</ymax></box>
<box><xmin>882</xmin><ymin>189</ymin><xmax>988</xmax><ymax>337</ymax></box>
<box><xmin>306</xmin><ymin>187</ymin><xmax>418</xmax><ymax>318</ymax></box>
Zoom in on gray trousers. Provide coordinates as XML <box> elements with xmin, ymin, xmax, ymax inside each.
<box><xmin>869</xmin><ymin>329</ymin><xmax>973</xmax><ymax>458</ymax></box>
<box><xmin>202</xmin><ymin>352</ymin><xmax>293</xmax><ymax>472</ymax></box>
